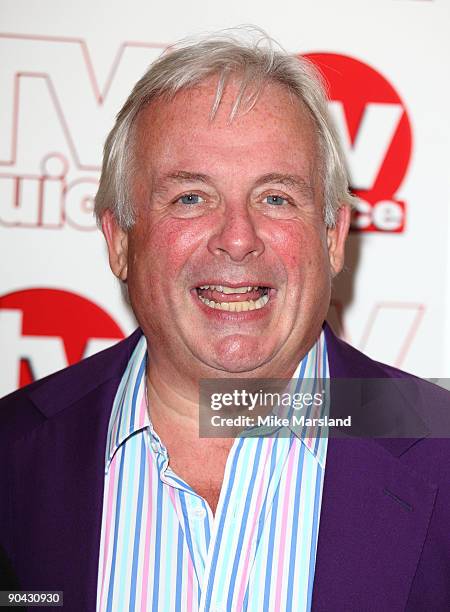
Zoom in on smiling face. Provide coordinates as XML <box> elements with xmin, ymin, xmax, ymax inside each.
<box><xmin>103</xmin><ymin>77</ymin><xmax>350</xmax><ymax>381</ymax></box>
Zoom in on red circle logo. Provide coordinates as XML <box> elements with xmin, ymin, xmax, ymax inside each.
<box><xmin>0</xmin><ymin>288</ymin><xmax>125</xmax><ymax>395</ymax></box>
<box><xmin>305</xmin><ymin>53</ymin><xmax>413</xmax><ymax>232</ymax></box>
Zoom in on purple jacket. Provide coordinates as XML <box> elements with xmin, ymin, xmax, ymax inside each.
<box><xmin>1</xmin><ymin>326</ymin><xmax>449</xmax><ymax>611</ymax></box>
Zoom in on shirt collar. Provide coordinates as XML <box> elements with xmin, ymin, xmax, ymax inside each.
<box><xmin>240</xmin><ymin>332</ymin><xmax>329</xmax><ymax>467</ymax></box>
<box><xmin>106</xmin><ymin>331</ymin><xmax>329</xmax><ymax>472</ymax></box>
<box><xmin>105</xmin><ymin>335</ymin><xmax>149</xmax><ymax>472</ymax></box>
<box><xmin>290</xmin><ymin>334</ymin><xmax>329</xmax><ymax>467</ymax></box>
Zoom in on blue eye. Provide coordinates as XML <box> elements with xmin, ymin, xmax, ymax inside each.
<box><xmin>265</xmin><ymin>195</ymin><xmax>287</xmax><ymax>206</ymax></box>
<box><xmin>178</xmin><ymin>193</ymin><xmax>204</xmax><ymax>205</ymax></box>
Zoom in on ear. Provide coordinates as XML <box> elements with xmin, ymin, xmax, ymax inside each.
<box><xmin>101</xmin><ymin>209</ymin><xmax>129</xmax><ymax>281</ymax></box>
<box><xmin>327</xmin><ymin>204</ymin><xmax>351</xmax><ymax>277</ymax></box>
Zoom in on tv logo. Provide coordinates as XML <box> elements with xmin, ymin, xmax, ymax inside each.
<box><xmin>0</xmin><ymin>153</ymin><xmax>99</xmax><ymax>230</ymax></box>
<box><xmin>0</xmin><ymin>34</ymin><xmax>164</xmax><ymax>230</ymax></box>
<box><xmin>306</xmin><ymin>53</ymin><xmax>412</xmax><ymax>233</ymax></box>
<box><xmin>0</xmin><ymin>288</ymin><xmax>125</xmax><ymax>396</ymax></box>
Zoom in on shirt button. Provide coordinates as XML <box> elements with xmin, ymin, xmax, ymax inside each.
<box><xmin>191</xmin><ymin>506</ymin><xmax>206</xmax><ymax>519</ymax></box>
<box><xmin>151</xmin><ymin>442</ymin><xmax>159</xmax><ymax>453</ymax></box>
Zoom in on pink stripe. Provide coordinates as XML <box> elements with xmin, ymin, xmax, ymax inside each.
<box><xmin>274</xmin><ymin>441</ymin><xmax>298</xmax><ymax>610</ymax></box>
<box><xmin>138</xmin><ymin>391</ymin><xmax>147</xmax><ymax>429</ymax></box>
<box><xmin>167</xmin><ymin>487</ymin><xmax>181</xmax><ymax>525</ymax></box>
<box><xmin>168</xmin><ymin>485</ymin><xmax>177</xmax><ymax>507</ymax></box>
<box><xmin>99</xmin><ymin>455</ymin><xmax>118</xmax><ymax>607</ymax></box>
<box><xmin>235</xmin><ymin>438</ymin><xmax>275</xmax><ymax>609</ymax></box>
<box><xmin>187</xmin><ymin>555</ymin><xmax>194</xmax><ymax>612</ymax></box>
<box><xmin>169</xmin><ymin>463</ymin><xmax>194</xmax><ymax>608</ymax></box>
<box><xmin>140</xmin><ymin>444</ymin><xmax>153</xmax><ymax>612</ymax></box>
<box><xmin>317</xmin><ymin>335</ymin><xmax>322</xmax><ymax>377</ymax></box>
<box><xmin>305</xmin><ymin>335</ymin><xmax>323</xmax><ymax>444</ymax></box>
<box><xmin>168</xmin><ymin>483</ymin><xmax>195</xmax><ymax>610</ymax></box>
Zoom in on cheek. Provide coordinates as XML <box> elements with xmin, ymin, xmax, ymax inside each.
<box><xmin>130</xmin><ymin>216</ymin><xmax>209</xmax><ymax>273</ymax></box>
<box><xmin>266</xmin><ymin>221</ymin><xmax>328</xmax><ymax>276</ymax></box>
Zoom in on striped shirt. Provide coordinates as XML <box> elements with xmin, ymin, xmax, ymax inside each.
<box><xmin>96</xmin><ymin>333</ymin><xmax>329</xmax><ymax>612</ymax></box>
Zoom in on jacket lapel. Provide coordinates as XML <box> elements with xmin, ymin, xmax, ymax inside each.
<box><xmin>312</xmin><ymin>438</ymin><xmax>437</xmax><ymax>611</ymax></box>
<box><xmin>11</xmin><ymin>330</ymin><xmax>142</xmax><ymax>612</ymax></box>
<box><xmin>311</xmin><ymin>326</ymin><xmax>438</xmax><ymax>611</ymax></box>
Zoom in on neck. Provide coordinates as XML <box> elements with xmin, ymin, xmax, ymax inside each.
<box><xmin>144</xmin><ymin>328</ymin><xmax>322</xmax><ymax>438</ymax></box>
<box><xmin>147</xmin><ymin>360</ymin><xmax>199</xmax><ymax>430</ymax></box>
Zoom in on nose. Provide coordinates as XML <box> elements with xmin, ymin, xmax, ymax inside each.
<box><xmin>207</xmin><ymin>204</ymin><xmax>265</xmax><ymax>262</ymax></box>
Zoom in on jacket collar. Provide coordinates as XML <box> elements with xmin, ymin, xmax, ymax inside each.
<box><xmin>28</xmin><ymin>328</ymin><xmax>143</xmax><ymax>419</ymax></box>
<box><xmin>313</xmin><ymin>324</ymin><xmax>437</xmax><ymax>610</ymax></box>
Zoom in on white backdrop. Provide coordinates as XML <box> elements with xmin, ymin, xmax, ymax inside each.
<box><xmin>1</xmin><ymin>0</ymin><xmax>449</xmax><ymax>397</ymax></box>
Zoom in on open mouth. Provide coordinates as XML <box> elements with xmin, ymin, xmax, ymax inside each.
<box><xmin>195</xmin><ymin>285</ymin><xmax>271</xmax><ymax>312</ymax></box>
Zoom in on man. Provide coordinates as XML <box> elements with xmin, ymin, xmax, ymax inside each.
<box><xmin>1</xmin><ymin>30</ymin><xmax>449</xmax><ymax>611</ymax></box>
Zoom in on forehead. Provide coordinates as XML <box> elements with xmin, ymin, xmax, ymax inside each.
<box><xmin>132</xmin><ymin>77</ymin><xmax>320</xmax><ymax>180</ymax></box>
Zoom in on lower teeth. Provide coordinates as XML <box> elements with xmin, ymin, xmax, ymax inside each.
<box><xmin>199</xmin><ymin>293</ymin><xmax>269</xmax><ymax>311</ymax></box>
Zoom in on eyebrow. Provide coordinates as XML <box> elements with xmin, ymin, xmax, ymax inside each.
<box><xmin>253</xmin><ymin>173</ymin><xmax>314</xmax><ymax>197</ymax></box>
<box><xmin>159</xmin><ymin>171</ymin><xmax>210</xmax><ymax>185</ymax></box>
<box><xmin>154</xmin><ymin>170</ymin><xmax>314</xmax><ymax>197</ymax></box>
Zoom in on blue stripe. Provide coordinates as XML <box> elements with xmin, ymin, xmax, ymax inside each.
<box><xmin>241</xmin><ymin>435</ymin><xmax>279</xmax><ymax>611</ymax></box>
<box><xmin>322</xmin><ymin>339</ymin><xmax>328</xmax><ymax>377</ymax></box>
<box><xmin>306</xmin><ymin>465</ymin><xmax>323</xmax><ymax>611</ymax></box>
<box><xmin>288</xmin><ymin>359</ymin><xmax>308</xmax><ymax>422</ymax></box>
<box><xmin>105</xmin><ymin>445</ymin><xmax>127</xmax><ymax>612</ymax></box>
<box><xmin>106</xmin><ymin>383</ymin><xmax>126</xmax><ymax>461</ymax></box>
<box><xmin>175</xmin><ymin>525</ymin><xmax>184</xmax><ymax>612</ymax></box>
<box><xmin>298</xmin><ymin>355</ymin><xmax>308</xmax><ymax>380</ymax></box>
<box><xmin>312</xmin><ymin>375</ymin><xmax>321</xmax><ymax>456</ymax></box>
<box><xmin>262</xmin><ymin>471</ymin><xmax>282</xmax><ymax>609</ymax></box>
<box><xmin>179</xmin><ymin>491</ymin><xmax>200</xmax><ymax>585</ymax></box>
<box><xmin>203</xmin><ymin>501</ymin><xmax>211</xmax><ymax>549</ymax></box>
<box><xmin>128</xmin><ymin>356</ymin><xmax>146</xmax><ymax>434</ymax></box>
<box><xmin>165</xmin><ymin>473</ymin><xmax>197</xmax><ymax>492</ymax></box>
<box><xmin>128</xmin><ymin>437</ymin><xmax>146</xmax><ymax>611</ymax></box>
<box><xmin>114</xmin><ymin>368</ymin><xmax>133</xmax><ymax>448</ymax></box>
<box><xmin>204</xmin><ymin>437</ymin><xmax>245</xmax><ymax>608</ymax></box>
<box><xmin>255</xmin><ymin>436</ymin><xmax>279</xmax><ymax>546</ymax></box>
<box><xmin>151</xmin><ymin>474</ymin><xmax>164</xmax><ymax>609</ymax></box>
<box><xmin>226</xmin><ymin>437</ymin><xmax>264</xmax><ymax>609</ymax></box>
<box><xmin>115</xmin><ymin>435</ymin><xmax>140</xmax><ymax>610</ymax></box>
<box><xmin>285</xmin><ymin>443</ymin><xmax>306</xmax><ymax>612</ymax></box>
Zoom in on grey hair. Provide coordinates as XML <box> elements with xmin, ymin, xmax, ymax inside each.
<box><xmin>94</xmin><ymin>27</ymin><xmax>355</xmax><ymax>229</ymax></box>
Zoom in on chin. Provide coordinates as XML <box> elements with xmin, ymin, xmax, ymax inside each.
<box><xmin>200</xmin><ymin>336</ymin><xmax>270</xmax><ymax>375</ymax></box>
<box><xmin>210</xmin><ymin>359</ymin><xmax>265</xmax><ymax>375</ymax></box>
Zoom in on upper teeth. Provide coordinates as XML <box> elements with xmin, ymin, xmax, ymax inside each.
<box><xmin>199</xmin><ymin>293</ymin><xmax>269</xmax><ymax>311</ymax></box>
<box><xmin>199</xmin><ymin>285</ymin><xmax>259</xmax><ymax>294</ymax></box>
